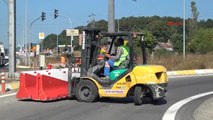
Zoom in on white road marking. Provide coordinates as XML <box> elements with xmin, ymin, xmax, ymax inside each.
<box><xmin>162</xmin><ymin>91</ymin><xmax>213</xmax><ymax>120</ymax></box>
<box><xmin>0</xmin><ymin>93</ymin><xmax>16</xmax><ymax>99</ymax></box>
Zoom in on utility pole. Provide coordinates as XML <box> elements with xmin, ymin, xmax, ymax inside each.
<box><xmin>108</xmin><ymin>0</ymin><xmax>115</xmax><ymax>54</ymax></box>
<box><xmin>108</xmin><ymin>0</ymin><xmax>115</xmax><ymax>33</ymax></box>
<box><xmin>108</xmin><ymin>0</ymin><xmax>136</xmax><ymax>54</ymax></box>
<box><xmin>108</xmin><ymin>0</ymin><xmax>136</xmax><ymax>33</ymax></box>
<box><xmin>8</xmin><ymin>0</ymin><xmax>16</xmax><ymax>73</ymax></box>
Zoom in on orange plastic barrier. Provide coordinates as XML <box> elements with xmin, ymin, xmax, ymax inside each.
<box><xmin>38</xmin><ymin>74</ymin><xmax>68</xmax><ymax>100</ymax></box>
<box><xmin>16</xmin><ymin>73</ymin><xmax>39</xmax><ymax>100</ymax></box>
<box><xmin>16</xmin><ymin>72</ymin><xmax>68</xmax><ymax>101</ymax></box>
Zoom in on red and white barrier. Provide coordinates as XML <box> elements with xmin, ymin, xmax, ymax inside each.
<box><xmin>1</xmin><ymin>71</ymin><xmax>6</xmax><ymax>94</ymax></box>
<box><xmin>16</xmin><ymin>68</ymin><xmax>79</xmax><ymax>101</ymax></box>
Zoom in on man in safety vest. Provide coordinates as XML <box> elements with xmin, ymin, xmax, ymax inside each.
<box><xmin>104</xmin><ymin>38</ymin><xmax>129</xmax><ymax>79</ymax></box>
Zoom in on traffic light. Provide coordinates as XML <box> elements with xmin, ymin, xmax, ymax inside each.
<box><xmin>54</xmin><ymin>9</ymin><xmax>59</xmax><ymax>19</ymax></box>
<box><xmin>41</xmin><ymin>12</ymin><xmax>46</xmax><ymax>21</ymax></box>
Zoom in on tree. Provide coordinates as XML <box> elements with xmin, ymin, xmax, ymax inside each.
<box><xmin>170</xmin><ymin>33</ymin><xmax>183</xmax><ymax>53</ymax></box>
<box><xmin>199</xmin><ymin>19</ymin><xmax>213</xmax><ymax>28</ymax></box>
<box><xmin>134</xmin><ymin>31</ymin><xmax>156</xmax><ymax>54</ymax></box>
<box><xmin>42</xmin><ymin>15</ymin><xmax>212</xmax><ymax>55</ymax></box>
<box><xmin>43</xmin><ymin>30</ymin><xmax>71</xmax><ymax>50</ymax></box>
<box><xmin>43</xmin><ymin>34</ymin><xmax>57</xmax><ymax>49</ymax></box>
<box><xmin>188</xmin><ymin>28</ymin><xmax>213</xmax><ymax>54</ymax></box>
<box><xmin>191</xmin><ymin>1</ymin><xmax>199</xmax><ymax>30</ymax></box>
<box><xmin>146</xmin><ymin>20</ymin><xmax>170</xmax><ymax>42</ymax></box>
<box><xmin>93</xmin><ymin>20</ymin><xmax>107</xmax><ymax>31</ymax></box>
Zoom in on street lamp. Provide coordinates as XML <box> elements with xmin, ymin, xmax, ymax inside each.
<box><xmin>53</xmin><ymin>10</ymin><xmax>73</xmax><ymax>53</ymax></box>
<box><xmin>67</xmin><ymin>17</ymin><xmax>73</xmax><ymax>53</ymax></box>
<box><xmin>183</xmin><ymin>0</ymin><xmax>186</xmax><ymax>59</ymax></box>
<box><xmin>59</xmin><ymin>15</ymin><xmax>73</xmax><ymax>53</ymax></box>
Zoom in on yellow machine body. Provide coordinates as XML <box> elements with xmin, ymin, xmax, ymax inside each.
<box><xmin>83</xmin><ymin>65</ymin><xmax>168</xmax><ymax>99</ymax></box>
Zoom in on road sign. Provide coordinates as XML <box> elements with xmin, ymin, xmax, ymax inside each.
<box><xmin>58</xmin><ymin>45</ymin><xmax>66</xmax><ymax>47</ymax></box>
<box><xmin>39</xmin><ymin>55</ymin><xmax>46</xmax><ymax>67</ymax></box>
<box><xmin>66</xmin><ymin>29</ymin><xmax>79</xmax><ymax>36</ymax></box>
<box><xmin>39</xmin><ymin>32</ymin><xmax>45</xmax><ymax>39</ymax></box>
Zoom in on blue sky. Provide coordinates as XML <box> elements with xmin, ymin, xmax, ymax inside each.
<box><xmin>0</xmin><ymin>0</ymin><xmax>212</xmax><ymax>48</ymax></box>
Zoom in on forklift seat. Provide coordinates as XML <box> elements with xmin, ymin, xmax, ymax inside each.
<box><xmin>118</xmin><ymin>59</ymin><xmax>129</xmax><ymax>69</ymax></box>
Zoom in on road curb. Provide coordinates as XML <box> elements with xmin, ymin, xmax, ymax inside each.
<box><xmin>167</xmin><ymin>69</ymin><xmax>213</xmax><ymax>76</ymax></box>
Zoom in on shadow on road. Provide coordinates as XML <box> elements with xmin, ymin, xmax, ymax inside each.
<box><xmin>17</xmin><ymin>97</ymin><xmax>69</xmax><ymax>103</ymax></box>
<box><xmin>98</xmin><ymin>97</ymin><xmax>167</xmax><ymax>105</ymax></box>
<box><xmin>16</xmin><ymin>96</ymin><xmax>167</xmax><ymax>106</ymax></box>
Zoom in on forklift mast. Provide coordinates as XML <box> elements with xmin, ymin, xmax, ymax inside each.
<box><xmin>80</xmin><ymin>29</ymin><xmax>101</xmax><ymax>77</ymax></box>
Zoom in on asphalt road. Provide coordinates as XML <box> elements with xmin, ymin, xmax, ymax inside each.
<box><xmin>0</xmin><ymin>75</ymin><xmax>213</xmax><ymax>120</ymax></box>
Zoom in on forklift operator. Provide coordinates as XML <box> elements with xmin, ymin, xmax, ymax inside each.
<box><xmin>104</xmin><ymin>38</ymin><xmax>129</xmax><ymax>78</ymax></box>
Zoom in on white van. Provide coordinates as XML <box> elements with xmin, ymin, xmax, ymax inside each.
<box><xmin>0</xmin><ymin>42</ymin><xmax>6</xmax><ymax>66</ymax></box>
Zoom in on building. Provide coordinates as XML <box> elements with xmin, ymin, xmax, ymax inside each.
<box><xmin>154</xmin><ymin>40</ymin><xmax>174</xmax><ymax>52</ymax></box>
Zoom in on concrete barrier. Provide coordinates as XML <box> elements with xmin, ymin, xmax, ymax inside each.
<box><xmin>5</xmin><ymin>72</ymin><xmax>20</xmax><ymax>81</ymax></box>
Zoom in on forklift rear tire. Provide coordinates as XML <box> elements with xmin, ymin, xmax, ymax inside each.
<box><xmin>134</xmin><ymin>86</ymin><xmax>144</xmax><ymax>105</ymax></box>
<box><xmin>75</xmin><ymin>80</ymin><xmax>98</xmax><ymax>102</ymax></box>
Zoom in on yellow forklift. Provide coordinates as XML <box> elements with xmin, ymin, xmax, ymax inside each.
<box><xmin>68</xmin><ymin>29</ymin><xmax>168</xmax><ymax>105</ymax></box>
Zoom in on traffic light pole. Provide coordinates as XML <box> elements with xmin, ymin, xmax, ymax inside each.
<box><xmin>29</xmin><ymin>16</ymin><xmax>42</xmax><ymax>67</ymax></box>
<box><xmin>30</xmin><ymin>17</ymin><xmax>42</xmax><ymax>28</ymax></box>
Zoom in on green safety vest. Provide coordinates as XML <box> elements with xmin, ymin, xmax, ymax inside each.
<box><xmin>114</xmin><ymin>45</ymin><xmax>129</xmax><ymax>66</ymax></box>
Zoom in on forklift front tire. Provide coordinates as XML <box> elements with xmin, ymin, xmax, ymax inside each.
<box><xmin>75</xmin><ymin>80</ymin><xmax>98</xmax><ymax>102</ymax></box>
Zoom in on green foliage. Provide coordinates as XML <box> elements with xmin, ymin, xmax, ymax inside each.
<box><xmin>146</xmin><ymin>20</ymin><xmax>168</xmax><ymax>42</ymax></box>
<box><xmin>199</xmin><ymin>19</ymin><xmax>213</xmax><ymax>28</ymax></box>
<box><xmin>188</xmin><ymin>28</ymin><xmax>213</xmax><ymax>54</ymax></box>
<box><xmin>133</xmin><ymin>30</ymin><xmax>156</xmax><ymax>54</ymax></box>
<box><xmin>170</xmin><ymin>33</ymin><xmax>183</xmax><ymax>53</ymax></box>
<box><xmin>43</xmin><ymin>34</ymin><xmax>57</xmax><ymax>49</ymax></box>
<box><xmin>144</xmin><ymin>31</ymin><xmax>157</xmax><ymax>54</ymax></box>
<box><xmin>94</xmin><ymin>20</ymin><xmax>108</xmax><ymax>31</ymax></box>
<box><xmin>42</xmin><ymin>15</ymin><xmax>213</xmax><ymax>54</ymax></box>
